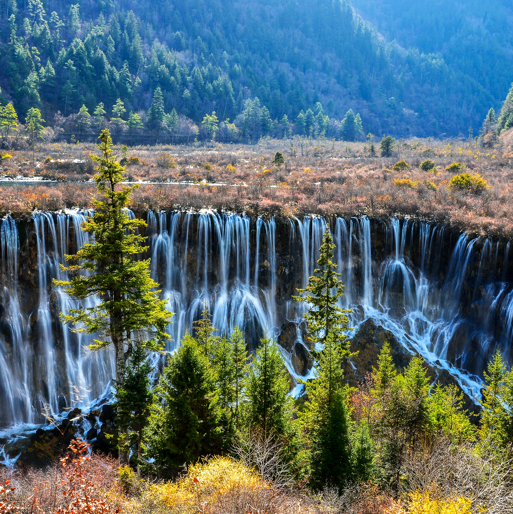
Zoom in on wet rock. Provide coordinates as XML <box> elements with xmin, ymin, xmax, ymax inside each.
<box><xmin>346</xmin><ymin>317</ymin><xmax>480</xmax><ymax>418</ymax></box>
<box><xmin>277</xmin><ymin>320</ymin><xmax>309</xmax><ymax>353</ymax></box>
<box><xmin>86</xmin><ymin>428</ymin><xmax>98</xmax><ymax>441</ymax></box>
<box><xmin>67</xmin><ymin>407</ymin><xmax>82</xmax><ymax>420</ymax></box>
<box><xmin>346</xmin><ymin>318</ymin><xmax>411</xmax><ymax>387</ymax></box>
<box><xmin>99</xmin><ymin>404</ymin><xmax>115</xmax><ymax>423</ymax></box>
<box><xmin>291</xmin><ymin>342</ymin><xmax>312</xmax><ymax>376</ymax></box>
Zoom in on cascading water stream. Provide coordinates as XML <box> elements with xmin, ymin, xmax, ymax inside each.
<box><xmin>1</xmin><ymin>212</ymin><xmax>513</xmax><ymax>443</ymax></box>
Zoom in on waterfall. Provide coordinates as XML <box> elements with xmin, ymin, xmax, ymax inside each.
<box><xmin>1</xmin><ymin>212</ymin><xmax>513</xmax><ymax>432</ymax></box>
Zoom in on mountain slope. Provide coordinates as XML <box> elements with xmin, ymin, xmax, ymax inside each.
<box><xmin>0</xmin><ymin>0</ymin><xmax>500</xmax><ymax>138</ymax></box>
<box><xmin>353</xmin><ymin>0</ymin><xmax>513</xmax><ymax>112</ymax></box>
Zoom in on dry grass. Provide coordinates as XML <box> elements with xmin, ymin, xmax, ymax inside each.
<box><xmin>1</xmin><ymin>135</ymin><xmax>513</xmax><ymax>237</ymax></box>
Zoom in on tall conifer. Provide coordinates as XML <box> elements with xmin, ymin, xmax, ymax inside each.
<box><xmin>55</xmin><ymin>129</ymin><xmax>171</xmax><ymax>380</ymax></box>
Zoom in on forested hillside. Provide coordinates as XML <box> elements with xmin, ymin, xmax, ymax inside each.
<box><xmin>0</xmin><ymin>0</ymin><xmax>501</xmax><ymax>140</ymax></box>
<box><xmin>353</xmin><ymin>0</ymin><xmax>513</xmax><ymax>114</ymax></box>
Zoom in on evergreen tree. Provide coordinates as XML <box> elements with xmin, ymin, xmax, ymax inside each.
<box><xmin>479</xmin><ymin>351</ymin><xmax>513</xmax><ymax>458</ymax></box>
<box><xmin>115</xmin><ymin>344</ymin><xmax>152</xmax><ymax>469</ymax></box>
<box><xmin>371</xmin><ymin>354</ymin><xmax>431</xmax><ymax>493</ymax></box>
<box><xmin>230</xmin><ymin>326</ymin><xmax>249</xmax><ymax>428</ymax></box>
<box><xmin>76</xmin><ymin>104</ymin><xmax>91</xmax><ymax>132</ymax></box>
<box><xmin>93</xmin><ymin>102</ymin><xmax>106</xmax><ymax>132</ymax></box>
<box><xmin>147</xmin><ymin>86</ymin><xmax>165</xmax><ymax>130</ymax></box>
<box><xmin>246</xmin><ymin>336</ymin><xmax>291</xmax><ymax>439</ymax></box>
<box><xmin>25</xmin><ymin>107</ymin><xmax>44</xmax><ymax>161</ymax></box>
<box><xmin>193</xmin><ymin>307</ymin><xmax>221</xmax><ymax>361</ymax></box>
<box><xmin>55</xmin><ymin>130</ymin><xmax>171</xmax><ymax>381</ymax></box>
<box><xmin>301</xmin><ymin>332</ymin><xmax>352</xmax><ymax>490</ymax></box>
<box><xmin>497</xmin><ymin>83</ymin><xmax>513</xmax><ymax>133</ymax></box>
<box><xmin>0</xmin><ymin>103</ymin><xmax>19</xmax><ymax>143</ymax></box>
<box><xmin>380</xmin><ymin>135</ymin><xmax>396</xmax><ymax>157</ymax></box>
<box><xmin>293</xmin><ymin>224</ymin><xmax>352</xmax><ymax>357</ymax></box>
<box><xmin>371</xmin><ymin>341</ymin><xmax>396</xmax><ymax>398</ymax></box>
<box><xmin>145</xmin><ymin>333</ymin><xmax>220</xmax><ymax>475</ymax></box>
<box><xmin>202</xmin><ymin>111</ymin><xmax>219</xmax><ymax>140</ymax></box>
<box><xmin>294</xmin><ymin>226</ymin><xmax>354</xmax><ymax>490</ymax></box>
<box><xmin>341</xmin><ymin>109</ymin><xmax>356</xmax><ymax>141</ymax></box>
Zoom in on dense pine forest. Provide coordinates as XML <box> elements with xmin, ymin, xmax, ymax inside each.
<box><xmin>0</xmin><ymin>0</ymin><xmax>508</xmax><ymax>142</ymax></box>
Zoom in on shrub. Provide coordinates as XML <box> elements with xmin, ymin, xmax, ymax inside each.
<box><xmin>392</xmin><ymin>159</ymin><xmax>409</xmax><ymax>171</ymax></box>
<box><xmin>272</xmin><ymin>151</ymin><xmax>285</xmax><ymax>166</ymax></box>
<box><xmin>44</xmin><ymin>155</ymin><xmax>52</xmax><ymax>163</ymax></box>
<box><xmin>156</xmin><ymin>153</ymin><xmax>178</xmax><ymax>169</ymax></box>
<box><xmin>394</xmin><ymin>178</ymin><xmax>418</xmax><ymax>188</ymax></box>
<box><xmin>449</xmin><ymin>173</ymin><xmax>489</xmax><ymax>195</ymax></box>
<box><xmin>149</xmin><ymin>456</ymin><xmax>268</xmax><ymax>511</ymax></box>
<box><xmin>420</xmin><ymin>160</ymin><xmax>436</xmax><ymax>172</ymax></box>
<box><xmin>1</xmin><ymin>152</ymin><xmax>13</xmax><ymax>160</ymax></box>
<box><xmin>226</xmin><ymin>164</ymin><xmax>236</xmax><ymax>173</ymax></box>
<box><xmin>424</xmin><ymin>180</ymin><xmax>438</xmax><ymax>191</ymax></box>
<box><xmin>127</xmin><ymin>156</ymin><xmax>141</xmax><ymax>166</ymax></box>
<box><xmin>402</xmin><ymin>492</ymin><xmax>473</xmax><ymax>514</ymax></box>
<box><xmin>445</xmin><ymin>162</ymin><xmax>465</xmax><ymax>173</ymax></box>
<box><xmin>201</xmin><ymin>162</ymin><xmax>213</xmax><ymax>170</ymax></box>
<box><xmin>421</xmin><ymin>148</ymin><xmax>435</xmax><ymax>157</ymax></box>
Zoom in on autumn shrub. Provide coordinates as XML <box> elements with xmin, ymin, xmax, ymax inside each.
<box><xmin>388</xmin><ymin>492</ymin><xmax>473</xmax><ymax>514</ymax></box>
<box><xmin>226</xmin><ymin>164</ymin><xmax>236</xmax><ymax>173</ymax></box>
<box><xmin>201</xmin><ymin>162</ymin><xmax>213</xmax><ymax>170</ymax></box>
<box><xmin>126</xmin><ymin>156</ymin><xmax>142</xmax><ymax>166</ymax></box>
<box><xmin>445</xmin><ymin>162</ymin><xmax>465</xmax><ymax>173</ymax></box>
<box><xmin>392</xmin><ymin>160</ymin><xmax>409</xmax><ymax>171</ymax></box>
<box><xmin>1</xmin><ymin>152</ymin><xmax>13</xmax><ymax>160</ymax></box>
<box><xmin>0</xmin><ymin>480</ymin><xmax>19</xmax><ymax>513</ymax></box>
<box><xmin>449</xmin><ymin>173</ymin><xmax>489</xmax><ymax>195</ymax></box>
<box><xmin>424</xmin><ymin>180</ymin><xmax>438</xmax><ymax>191</ymax></box>
<box><xmin>156</xmin><ymin>153</ymin><xmax>177</xmax><ymax>169</ymax></box>
<box><xmin>420</xmin><ymin>160</ymin><xmax>436</xmax><ymax>172</ymax></box>
<box><xmin>394</xmin><ymin>178</ymin><xmax>418</xmax><ymax>189</ymax></box>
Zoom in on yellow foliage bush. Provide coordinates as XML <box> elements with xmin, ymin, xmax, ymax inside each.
<box><xmin>393</xmin><ymin>159</ymin><xmax>410</xmax><ymax>171</ymax></box>
<box><xmin>403</xmin><ymin>492</ymin><xmax>475</xmax><ymax>514</ymax></box>
<box><xmin>445</xmin><ymin>162</ymin><xmax>465</xmax><ymax>173</ymax></box>
<box><xmin>150</xmin><ymin>456</ymin><xmax>267</xmax><ymax>512</ymax></box>
<box><xmin>424</xmin><ymin>180</ymin><xmax>438</xmax><ymax>191</ymax></box>
<box><xmin>226</xmin><ymin>164</ymin><xmax>236</xmax><ymax>173</ymax></box>
<box><xmin>156</xmin><ymin>153</ymin><xmax>177</xmax><ymax>169</ymax></box>
<box><xmin>1</xmin><ymin>152</ymin><xmax>12</xmax><ymax>160</ymax></box>
<box><xmin>394</xmin><ymin>178</ymin><xmax>418</xmax><ymax>188</ymax></box>
<box><xmin>449</xmin><ymin>173</ymin><xmax>489</xmax><ymax>195</ymax></box>
<box><xmin>127</xmin><ymin>156</ymin><xmax>142</xmax><ymax>166</ymax></box>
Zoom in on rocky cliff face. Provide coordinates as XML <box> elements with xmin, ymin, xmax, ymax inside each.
<box><xmin>1</xmin><ymin>211</ymin><xmax>512</xmax><ymax>433</ymax></box>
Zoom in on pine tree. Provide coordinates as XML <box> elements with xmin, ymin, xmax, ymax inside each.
<box><xmin>202</xmin><ymin>111</ymin><xmax>219</xmax><ymax>140</ymax></box>
<box><xmin>76</xmin><ymin>104</ymin><xmax>91</xmax><ymax>132</ymax></box>
<box><xmin>145</xmin><ymin>333</ymin><xmax>220</xmax><ymax>475</ymax></box>
<box><xmin>0</xmin><ymin>103</ymin><xmax>19</xmax><ymax>142</ymax></box>
<box><xmin>293</xmin><ymin>224</ymin><xmax>352</xmax><ymax>357</ymax></box>
<box><xmin>497</xmin><ymin>83</ymin><xmax>513</xmax><ymax>133</ymax></box>
<box><xmin>25</xmin><ymin>107</ymin><xmax>44</xmax><ymax>161</ymax></box>
<box><xmin>301</xmin><ymin>332</ymin><xmax>352</xmax><ymax>490</ymax></box>
<box><xmin>341</xmin><ymin>109</ymin><xmax>356</xmax><ymax>141</ymax></box>
<box><xmin>231</xmin><ymin>326</ymin><xmax>249</xmax><ymax>428</ymax></box>
<box><xmin>371</xmin><ymin>342</ymin><xmax>396</xmax><ymax>398</ymax></box>
<box><xmin>246</xmin><ymin>336</ymin><xmax>291</xmax><ymax>439</ymax></box>
<box><xmin>380</xmin><ymin>135</ymin><xmax>396</xmax><ymax>157</ymax></box>
<box><xmin>93</xmin><ymin>102</ymin><xmax>106</xmax><ymax>133</ymax></box>
<box><xmin>115</xmin><ymin>345</ymin><xmax>152</xmax><ymax>469</ymax></box>
<box><xmin>479</xmin><ymin>351</ymin><xmax>513</xmax><ymax>458</ymax></box>
<box><xmin>147</xmin><ymin>86</ymin><xmax>165</xmax><ymax>131</ymax></box>
<box><xmin>212</xmin><ymin>334</ymin><xmax>235</xmax><ymax>448</ymax></box>
<box><xmin>193</xmin><ymin>308</ymin><xmax>221</xmax><ymax>361</ymax></box>
<box><xmin>55</xmin><ymin>129</ymin><xmax>171</xmax><ymax>381</ymax></box>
